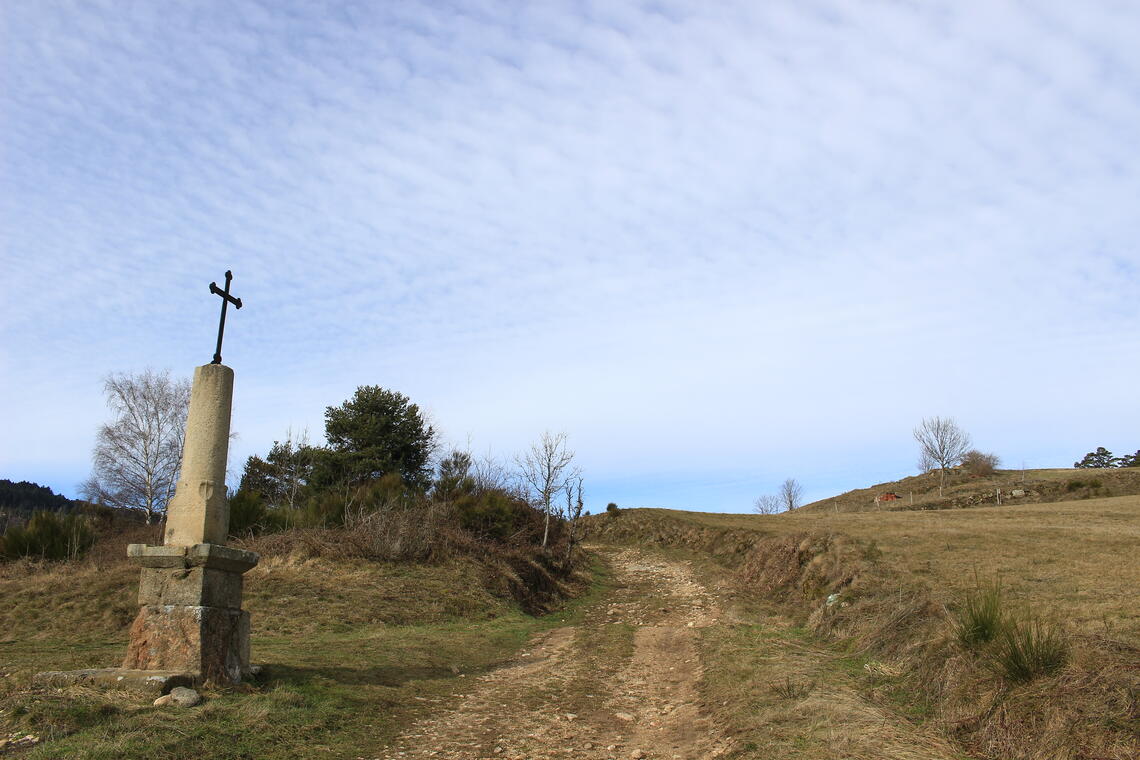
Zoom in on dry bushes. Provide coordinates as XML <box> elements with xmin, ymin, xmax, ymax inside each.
<box><xmin>235</xmin><ymin>499</ymin><xmax>584</xmax><ymax>617</ymax></box>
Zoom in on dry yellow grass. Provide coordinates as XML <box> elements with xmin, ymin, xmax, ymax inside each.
<box><xmin>684</xmin><ymin>494</ymin><xmax>1140</xmax><ymax>639</ymax></box>
<box><xmin>588</xmin><ymin>494</ymin><xmax>1140</xmax><ymax>760</ymax></box>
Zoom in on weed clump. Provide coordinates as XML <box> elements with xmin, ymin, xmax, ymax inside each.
<box><xmin>955</xmin><ymin>577</ymin><xmax>1005</xmax><ymax>648</ymax></box>
<box><xmin>992</xmin><ymin>612</ymin><xmax>1070</xmax><ymax>682</ymax></box>
<box><xmin>953</xmin><ymin>576</ymin><xmax>1070</xmax><ymax>682</ymax></box>
<box><xmin>861</xmin><ymin>539</ymin><xmax>882</xmax><ymax>562</ymax></box>
<box><xmin>771</xmin><ymin>676</ymin><xmax>814</xmax><ymax>700</ymax></box>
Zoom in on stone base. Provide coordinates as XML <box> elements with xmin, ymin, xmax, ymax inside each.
<box><xmin>123</xmin><ymin>543</ymin><xmax>258</xmax><ymax>684</ymax></box>
<box><xmin>122</xmin><ymin>605</ymin><xmax>251</xmax><ymax>684</ymax></box>
<box><xmin>33</xmin><ymin>668</ymin><xmax>195</xmax><ymax>695</ymax></box>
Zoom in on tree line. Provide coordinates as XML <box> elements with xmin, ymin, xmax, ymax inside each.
<box><xmin>0</xmin><ymin>479</ymin><xmax>77</xmax><ymax>515</ymax></box>
<box><xmin>1073</xmin><ymin>447</ymin><xmax>1140</xmax><ymax>469</ymax></box>
<box><xmin>66</xmin><ymin>373</ymin><xmax>588</xmax><ymax>561</ymax></box>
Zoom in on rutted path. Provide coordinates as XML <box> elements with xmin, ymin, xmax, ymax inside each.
<box><xmin>377</xmin><ymin>546</ymin><xmax>733</xmax><ymax>760</ymax></box>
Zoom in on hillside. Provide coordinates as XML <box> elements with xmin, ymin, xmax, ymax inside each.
<box><xmin>2</xmin><ymin>495</ymin><xmax>1136</xmax><ymax>759</ymax></box>
<box><xmin>798</xmin><ymin>465</ymin><xmax>1140</xmax><ymax>513</ymax></box>
<box><xmin>0</xmin><ymin>481</ymin><xmax>81</xmax><ymax>534</ymax></box>
<box><xmin>586</xmin><ymin>496</ymin><xmax>1140</xmax><ymax>759</ymax></box>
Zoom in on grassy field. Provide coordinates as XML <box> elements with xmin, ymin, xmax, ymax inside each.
<box><xmin>0</xmin><ymin>530</ymin><xmax>598</xmax><ymax>759</ymax></box>
<box><xmin>587</xmin><ymin>494</ymin><xmax>1140</xmax><ymax>760</ymax></box>
<box><xmin>671</xmin><ymin>494</ymin><xmax>1140</xmax><ymax>638</ymax></box>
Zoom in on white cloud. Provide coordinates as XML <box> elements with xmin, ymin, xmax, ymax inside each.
<box><xmin>2</xmin><ymin>0</ymin><xmax>1138</xmax><ymax>510</ymax></box>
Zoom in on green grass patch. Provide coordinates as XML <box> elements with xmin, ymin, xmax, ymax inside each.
<box><xmin>1</xmin><ymin>552</ymin><xmax>608</xmax><ymax>759</ymax></box>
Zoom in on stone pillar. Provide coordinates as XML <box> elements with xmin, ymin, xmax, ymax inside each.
<box><xmin>164</xmin><ymin>363</ymin><xmax>233</xmax><ymax>547</ymax></box>
<box><xmin>123</xmin><ymin>363</ymin><xmax>258</xmax><ymax>685</ymax></box>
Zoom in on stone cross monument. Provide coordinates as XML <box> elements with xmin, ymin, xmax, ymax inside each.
<box><xmin>121</xmin><ymin>271</ymin><xmax>258</xmax><ymax>684</ymax></box>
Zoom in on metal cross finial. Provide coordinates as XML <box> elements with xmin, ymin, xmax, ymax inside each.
<box><xmin>208</xmin><ymin>270</ymin><xmax>243</xmax><ymax>365</ymax></box>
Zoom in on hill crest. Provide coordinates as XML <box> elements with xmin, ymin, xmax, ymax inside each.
<box><xmin>798</xmin><ymin>465</ymin><xmax>1140</xmax><ymax>513</ymax></box>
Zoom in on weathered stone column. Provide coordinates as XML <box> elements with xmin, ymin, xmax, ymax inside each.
<box><xmin>164</xmin><ymin>363</ymin><xmax>233</xmax><ymax>546</ymax></box>
<box><xmin>123</xmin><ymin>363</ymin><xmax>258</xmax><ymax>685</ymax></box>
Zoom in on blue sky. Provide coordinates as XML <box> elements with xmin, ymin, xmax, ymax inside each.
<box><xmin>2</xmin><ymin>0</ymin><xmax>1138</xmax><ymax>513</ymax></box>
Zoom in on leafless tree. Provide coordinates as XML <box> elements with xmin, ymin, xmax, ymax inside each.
<box><xmin>913</xmin><ymin>416</ymin><xmax>972</xmax><ymax>496</ymax></box>
<box><xmin>81</xmin><ymin>370</ymin><xmax>191</xmax><ymax>523</ymax></box>
<box><xmin>780</xmin><ymin>478</ymin><xmax>803</xmax><ymax>511</ymax></box>
<box><xmin>754</xmin><ymin>494</ymin><xmax>781</xmax><ymax>514</ymax></box>
<box><xmin>473</xmin><ymin>448</ymin><xmax>518</xmax><ymax>494</ymax></box>
<box><xmin>516</xmin><ymin>431</ymin><xmax>576</xmax><ymax>548</ymax></box>
<box><xmin>918</xmin><ymin>449</ymin><xmax>936</xmax><ymax>474</ymax></box>
<box><xmin>563</xmin><ymin>475</ymin><xmax>585</xmax><ymax>566</ymax></box>
<box><xmin>278</xmin><ymin>428</ymin><xmax>313</xmax><ymax>510</ymax></box>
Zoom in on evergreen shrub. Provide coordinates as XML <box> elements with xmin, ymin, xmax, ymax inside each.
<box><xmin>0</xmin><ymin>511</ymin><xmax>95</xmax><ymax>561</ymax></box>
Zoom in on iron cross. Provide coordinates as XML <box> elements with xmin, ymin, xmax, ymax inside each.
<box><xmin>208</xmin><ymin>270</ymin><xmax>243</xmax><ymax>365</ymax></box>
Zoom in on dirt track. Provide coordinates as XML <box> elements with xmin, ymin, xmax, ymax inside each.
<box><xmin>377</xmin><ymin>546</ymin><xmax>733</xmax><ymax>760</ymax></box>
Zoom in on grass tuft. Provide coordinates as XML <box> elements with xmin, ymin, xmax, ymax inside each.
<box><xmin>954</xmin><ymin>575</ymin><xmax>1005</xmax><ymax>648</ymax></box>
<box><xmin>992</xmin><ymin>611</ymin><xmax>1070</xmax><ymax>683</ymax></box>
<box><xmin>771</xmin><ymin>675</ymin><xmax>814</xmax><ymax>700</ymax></box>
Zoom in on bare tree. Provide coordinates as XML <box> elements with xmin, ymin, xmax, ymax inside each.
<box><xmin>754</xmin><ymin>494</ymin><xmax>781</xmax><ymax>514</ymax></box>
<box><xmin>473</xmin><ymin>448</ymin><xmax>517</xmax><ymax>494</ymax></box>
<box><xmin>563</xmin><ymin>475</ymin><xmax>585</xmax><ymax>566</ymax></box>
<box><xmin>780</xmin><ymin>478</ymin><xmax>803</xmax><ymax>511</ymax></box>
<box><xmin>81</xmin><ymin>370</ymin><xmax>191</xmax><ymax>523</ymax></box>
<box><xmin>516</xmin><ymin>431</ymin><xmax>576</xmax><ymax>548</ymax></box>
<box><xmin>913</xmin><ymin>416</ymin><xmax>972</xmax><ymax>497</ymax></box>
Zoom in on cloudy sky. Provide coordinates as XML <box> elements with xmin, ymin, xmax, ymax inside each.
<box><xmin>2</xmin><ymin>0</ymin><xmax>1138</xmax><ymax>513</ymax></box>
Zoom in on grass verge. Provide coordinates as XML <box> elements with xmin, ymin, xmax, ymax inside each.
<box><xmin>1</xmin><ymin>540</ymin><xmax>603</xmax><ymax>758</ymax></box>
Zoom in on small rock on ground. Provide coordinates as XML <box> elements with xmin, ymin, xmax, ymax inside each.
<box><xmin>170</xmin><ymin>686</ymin><xmax>201</xmax><ymax>707</ymax></box>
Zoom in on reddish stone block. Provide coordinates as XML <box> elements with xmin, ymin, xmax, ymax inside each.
<box><xmin>123</xmin><ymin>605</ymin><xmax>250</xmax><ymax>684</ymax></box>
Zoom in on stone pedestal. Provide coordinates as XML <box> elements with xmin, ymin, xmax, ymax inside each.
<box><xmin>122</xmin><ymin>543</ymin><xmax>258</xmax><ymax>684</ymax></box>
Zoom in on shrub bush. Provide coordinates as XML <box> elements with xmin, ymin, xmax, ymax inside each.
<box><xmin>228</xmin><ymin>490</ymin><xmax>267</xmax><ymax>537</ymax></box>
<box><xmin>262</xmin><ymin>506</ymin><xmax>302</xmax><ymax>533</ymax></box>
<box><xmin>961</xmin><ymin>450</ymin><xmax>1000</xmax><ymax>477</ymax></box>
<box><xmin>0</xmin><ymin>511</ymin><xmax>95</xmax><ymax>561</ymax></box>
<box><xmin>342</xmin><ymin>497</ymin><xmax>453</xmax><ymax>562</ymax></box>
<box><xmin>455</xmin><ymin>489</ymin><xmax>530</xmax><ymax>541</ymax></box>
<box><xmin>1066</xmin><ymin>478</ymin><xmax>1103</xmax><ymax>493</ymax></box>
<box><xmin>606</xmin><ymin>502</ymin><xmax>620</xmax><ymax>515</ymax></box>
<box><xmin>451</xmin><ymin>489</ymin><xmax>544</xmax><ymax>544</ymax></box>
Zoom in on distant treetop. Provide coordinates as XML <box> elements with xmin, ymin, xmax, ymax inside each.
<box><xmin>1075</xmin><ymin>447</ymin><xmax>1139</xmax><ymax>468</ymax></box>
<box><xmin>0</xmin><ymin>479</ymin><xmax>75</xmax><ymax>513</ymax></box>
